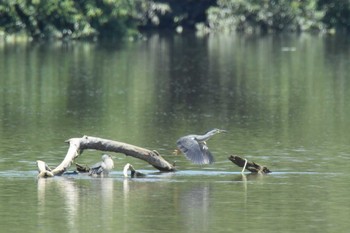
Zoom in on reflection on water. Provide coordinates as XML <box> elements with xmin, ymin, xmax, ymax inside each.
<box><xmin>1</xmin><ymin>33</ymin><xmax>350</xmax><ymax>164</ymax></box>
<box><xmin>37</xmin><ymin>177</ymin><xmax>115</xmax><ymax>233</ymax></box>
<box><xmin>30</xmin><ymin>171</ymin><xmax>350</xmax><ymax>233</ymax></box>
<box><xmin>1</xmin><ymin>33</ymin><xmax>350</xmax><ymax>232</ymax></box>
<box><xmin>179</xmin><ymin>183</ymin><xmax>211</xmax><ymax>231</ymax></box>
<box><xmin>37</xmin><ymin>178</ymin><xmax>79</xmax><ymax>232</ymax></box>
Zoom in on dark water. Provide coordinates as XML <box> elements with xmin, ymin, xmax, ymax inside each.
<box><xmin>0</xmin><ymin>33</ymin><xmax>350</xmax><ymax>233</ymax></box>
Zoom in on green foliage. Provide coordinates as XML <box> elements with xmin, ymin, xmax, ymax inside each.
<box><xmin>317</xmin><ymin>0</ymin><xmax>350</xmax><ymax>31</ymax></box>
<box><xmin>75</xmin><ymin>0</ymin><xmax>141</xmax><ymax>37</ymax></box>
<box><xmin>206</xmin><ymin>0</ymin><xmax>324</xmax><ymax>32</ymax></box>
<box><xmin>140</xmin><ymin>0</ymin><xmax>215</xmax><ymax>29</ymax></box>
<box><xmin>0</xmin><ymin>0</ymin><xmax>144</xmax><ymax>39</ymax></box>
<box><xmin>1</xmin><ymin>0</ymin><xmax>350</xmax><ymax>38</ymax></box>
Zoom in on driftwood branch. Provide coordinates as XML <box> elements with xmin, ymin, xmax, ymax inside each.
<box><xmin>228</xmin><ymin>155</ymin><xmax>271</xmax><ymax>174</ymax></box>
<box><xmin>37</xmin><ymin>135</ymin><xmax>175</xmax><ymax>177</ymax></box>
<box><xmin>75</xmin><ymin>163</ymin><xmax>90</xmax><ymax>173</ymax></box>
<box><xmin>37</xmin><ymin>160</ymin><xmax>54</xmax><ymax>178</ymax></box>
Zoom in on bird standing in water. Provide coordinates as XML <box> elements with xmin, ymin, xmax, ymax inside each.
<box><xmin>176</xmin><ymin>129</ymin><xmax>226</xmax><ymax>165</ymax></box>
<box><xmin>89</xmin><ymin>154</ymin><xmax>114</xmax><ymax>177</ymax></box>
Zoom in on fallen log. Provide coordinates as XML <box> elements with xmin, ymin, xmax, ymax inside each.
<box><xmin>75</xmin><ymin>163</ymin><xmax>90</xmax><ymax>173</ymax></box>
<box><xmin>37</xmin><ymin>160</ymin><xmax>54</xmax><ymax>178</ymax></box>
<box><xmin>228</xmin><ymin>155</ymin><xmax>271</xmax><ymax>174</ymax></box>
<box><xmin>37</xmin><ymin>135</ymin><xmax>176</xmax><ymax>177</ymax></box>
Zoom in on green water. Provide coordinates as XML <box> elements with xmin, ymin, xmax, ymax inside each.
<box><xmin>0</xmin><ymin>33</ymin><xmax>350</xmax><ymax>233</ymax></box>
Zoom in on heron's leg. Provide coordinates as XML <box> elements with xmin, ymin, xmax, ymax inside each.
<box><xmin>241</xmin><ymin>159</ymin><xmax>248</xmax><ymax>173</ymax></box>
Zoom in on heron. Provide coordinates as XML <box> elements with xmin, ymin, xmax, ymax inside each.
<box><xmin>176</xmin><ymin>128</ymin><xmax>227</xmax><ymax>165</ymax></box>
<box><xmin>89</xmin><ymin>154</ymin><xmax>114</xmax><ymax>177</ymax></box>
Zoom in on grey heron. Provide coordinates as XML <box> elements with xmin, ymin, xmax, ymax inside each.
<box><xmin>176</xmin><ymin>129</ymin><xmax>226</xmax><ymax>165</ymax></box>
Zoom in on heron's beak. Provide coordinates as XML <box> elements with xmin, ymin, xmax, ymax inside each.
<box><xmin>219</xmin><ymin>129</ymin><xmax>227</xmax><ymax>133</ymax></box>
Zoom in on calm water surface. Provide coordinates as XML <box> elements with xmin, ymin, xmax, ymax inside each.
<box><xmin>0</xmin><ymin>33</ymin><xmax>350</xmax><ymax>233</ymax></box>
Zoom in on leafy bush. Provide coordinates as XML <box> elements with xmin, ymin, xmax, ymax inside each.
<box><xmin>206</xmin><ymin>0</ymin><xmax>324</xmax><ymax>33</ymax></box>
<box><xmin>0</xmin><ymin>0</ymin><xmax>144</xmax><ymax>39</ymax></box>
<box><xmin>1</xmin><ymin>0</ymin><xmax>350</xmax><ymax>38</ymax></box>
<box><xmin>317</xmin><ymin>0</ymin><xmax>350</xmax><ymax>31</ymax></box>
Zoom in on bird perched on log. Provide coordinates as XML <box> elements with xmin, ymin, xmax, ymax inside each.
<box><xmin>123</xmin><ymin>163</ymin><xmax>146</xmax><ymax>178</ymax></box>
<box><xmin>176</xmin><ymin>128</ymin><xmax>227</xmax><ymax>165</ymax></box>
<box><xmin>89</xmin><ymin>154</ymin><xmax>114</xmax><ymax>177</ymax></box>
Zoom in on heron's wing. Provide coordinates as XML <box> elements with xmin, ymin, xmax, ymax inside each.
<box><xmin>90</xmin><ymin>161</ymin><xmax>102</xmax><ymax>169</ymax></box>
<box><xmin>177</xmin><ymin>136</ymin><xmax>213</xmax><ymax>165</ymax></box>
<box><xmin>89</xmin><ymin>161</ymin><xmax>104</xmax><ymax>175</ymax></box>
<box><xmin>198</xmin><ymin>143</ymin><xmax>215</xmax><ymax>164</ymax></box>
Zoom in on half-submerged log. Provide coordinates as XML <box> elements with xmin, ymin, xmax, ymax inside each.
<box><xmin>37</xmin><ymin>135</ymin><xmax>176</xmax><ymax>177</ymax></box>
<box><xmin>75</xmin><ymin>163</ymin><xmax>90</xmax><ymax>173</ymax></box>
<box><xmin>228</xmin><ymin>155</ymin><xmax>271</xmax><ymax>174</ymax></box>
